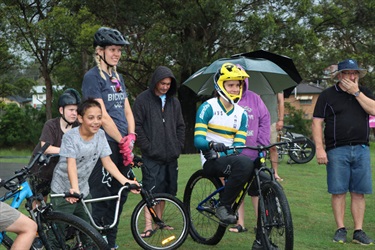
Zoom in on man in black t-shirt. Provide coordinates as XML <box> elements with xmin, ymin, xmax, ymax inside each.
<box><xmin>312</xmin><ymin>59</ymin><xmax>375</xmax><ymax>245</ymax></box>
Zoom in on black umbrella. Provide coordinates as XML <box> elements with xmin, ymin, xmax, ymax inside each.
<box><xmin>232</xmin><ymin>50</ymin><xmax>303</xmax><ymax>97</ymax></box>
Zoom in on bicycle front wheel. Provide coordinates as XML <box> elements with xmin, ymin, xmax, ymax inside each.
<box><xmin>183</xmin><ymin>169</ymin><xmax>226</xmax><ymax>245</ymax></box>
<box><xmin>131</xmin><ymin>193</ymin><xmax>189</xmax><ymax>250</ymax></box>
<box><xmin>288</xmin><ymin>137</ymin><xmax>315</xmax><ymax>164</ymax></box>
<box><xmin>259</xmin><ymin>181</ymin><xmax>293</xmax><ymax>250</ymax></box>
<box><xmin>37</xmin><ymin>211</ymin><xmax>109</xmax><ymax>250</ymax></box>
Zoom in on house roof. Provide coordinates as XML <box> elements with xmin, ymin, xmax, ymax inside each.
<box><xmin>291</xmin><ymin>83</ymin><xmax>324</xmax><ymax>94</ymax></box>
<box><xmin>8</xmin><ymin>95</ymin><xmax>32</xmax><ymax>104</ymax></box>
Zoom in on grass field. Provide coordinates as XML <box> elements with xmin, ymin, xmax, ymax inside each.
<box><xmin>1</xmin><ymin>147</ymin><xmax>375</xmax><ymax>249</ymax></box>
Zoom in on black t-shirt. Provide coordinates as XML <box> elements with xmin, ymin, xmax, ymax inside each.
<box><xmin>313</xmin><ymin>83</ymin><xmax>374</xmax><ymax>151</ymax></box>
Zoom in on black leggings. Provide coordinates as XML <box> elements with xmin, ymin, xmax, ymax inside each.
<box><xmin>88</xmin><ymin>140</ymin><xmax>130</xmax><ymax>248</ymax></box>
<box><xmin>203</xmin><ymin>154</ymin><xmax>254</xmax><ymax>206</ymax></box>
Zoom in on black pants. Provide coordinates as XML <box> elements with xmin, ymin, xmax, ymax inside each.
<box><xmin>203</xmin><ymin>154</ymin><xmax>254</xmax><ymax>206</ymax></box>
<box><xmin>88</xmin><ymin>141</ymin><xmax>130</xmax><ymax>248</ymax></box>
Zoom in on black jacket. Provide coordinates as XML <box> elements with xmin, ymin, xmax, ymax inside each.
<box><xmin>133</xmin><ymin>66</ymin><xmax>185</xmax><ymax>162</ymax></box>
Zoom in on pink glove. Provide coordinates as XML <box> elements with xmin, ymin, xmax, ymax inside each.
<box><xmin>118</xmin><ymin>133</ymin><xmax>137</xmax><ymax>166</ymax></box>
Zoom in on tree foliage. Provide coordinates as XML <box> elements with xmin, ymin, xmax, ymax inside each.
<box><xmin>1</xmin><ymin>0</ymin><xmax>375</xmax><ymax>151</ymax></box>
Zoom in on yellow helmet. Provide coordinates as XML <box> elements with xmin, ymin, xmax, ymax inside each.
<box><xmin>214</xmin><ymin>63</ymin><xmax>249</xmax><ymax>104</ymax></box>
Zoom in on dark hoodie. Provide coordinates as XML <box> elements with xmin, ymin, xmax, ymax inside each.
<box><xmin>133</xmin><ymin>66</ymin><xmax>185</xmax><ymax>162</ymax></box>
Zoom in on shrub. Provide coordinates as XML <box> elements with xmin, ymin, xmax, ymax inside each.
<box><xmin>0</xmin><ymin>103</ymin><xmax>45</xmax><ymax>149</ymax></box>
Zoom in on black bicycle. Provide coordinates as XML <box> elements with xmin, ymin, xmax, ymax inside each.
<box><xmin>0</xmin><ymin>143</ymin><xmax>109</xmax><ymax>250</ymax></box>
<box><xmin>277</xmin><ymin>125</ymin><xmax>315</xmax><ymax>164</ymax></box>
<box><xmin>52</xmin><ymin>158</ymin><xmax>190</xmax><ymax>250</ymax></box>
<box><xmin>183</xmin><ymin>142</ymin><xmax>295</xmax><ymax>249</ymax></box>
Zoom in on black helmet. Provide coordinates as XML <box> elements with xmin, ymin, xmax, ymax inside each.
<box><xmin>93</xmin><ymin>27</ymin><xmax>130</xmax><ymax>48</ymax></box>
<box><xmin>58</xmin><ymin>88</ymin><xmax>81</xmax><ymax>108</ymax></box>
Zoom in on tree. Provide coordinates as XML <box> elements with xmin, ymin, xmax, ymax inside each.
<box><xmin>0</xmin><ymin>0</ymin><xmax>96</xmax><ymax>119</ymax></box>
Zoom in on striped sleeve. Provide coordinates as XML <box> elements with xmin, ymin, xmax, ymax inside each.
<box><xmin>194</xmin><ymin>102</ymin><xmax>212</xmax><ymax>151</ymax></box>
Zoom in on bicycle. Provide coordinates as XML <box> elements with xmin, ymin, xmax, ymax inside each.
<box><xmin>183</xmin><ymin>141</ymin><xmax>295</xmax><ymax>249</ymax></box>
<box><xmin>276</xmin><ymin>125</ymin><xmax>316</xmax><ymax>164</ymax></box>
<box><xmin>0</xmin><ymin>143</ymin><xmax>109</xmax><ymax>250</ymax></box>
<box><xmin>51</xmin><ymin>158</ymin><xmax>189</xmax><ymax>250</ymax></box>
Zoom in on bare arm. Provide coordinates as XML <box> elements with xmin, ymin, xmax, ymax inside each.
<box><xmin>276</xmin><ymin>92</ymin><xmax>284</xmax><ymax>131</ymax></box>
<box><xmin>124</xmin><ymin>98</ymin><xmax>136</xmax><ymax>134</ymax></box>
<box><xmin>341</xmin><ymin>78</ymin><xmax>375</xmax><ymax>115</ymax></box>
<box><xmin>95</xmin><ymin>98</ymin><xmax>123</xmax><ymax>142</ymax></box>
<box><xmin>66</xmin><ymin>157</ymin><xmax>80</xmax><ymax>203</ymax></box>
<box><xmin>312</xmin><ymin>118</ymin><xmax>327</xmax><ymax>165</ymax></box>
<box><xmin>41</xmin><ymin>141</ymin><xmax>60</xmax><ymax>154</ymax></box>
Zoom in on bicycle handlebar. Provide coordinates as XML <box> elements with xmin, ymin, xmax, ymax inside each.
<box><xmin>0</xmin><ymin>142</ymin><xmax>50</xmax><ymax>189</ymax></box>
<box><xmin>226</xmin><ymin>138</ymin><xmax>307</xmax><ymax>152</ymax></box>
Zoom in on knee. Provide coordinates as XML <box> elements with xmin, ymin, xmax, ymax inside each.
<box><xmin>26</xmin><ymin>218</ymin><xmax>38</xmax><ymax>234</ymax></box>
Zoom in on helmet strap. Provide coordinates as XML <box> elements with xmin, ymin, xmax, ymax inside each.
<box><xmin>99</xmin><ymin>54</ymin><xmax>115</xmax><ymax>68</ymax></box>
<box><xmin>61</xmin><ymin>111</ymin><xmax>73</xmax><ymax>129</ymax></box>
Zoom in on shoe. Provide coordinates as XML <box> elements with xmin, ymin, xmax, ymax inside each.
<box><xmin>140</xmin><ymin>229</ymin><xmax>155</xmax><ymax>238</ymax></box>
<box><xmin>353</xmin><ymin>230</ymin><xmax>374</xmax><ymax>245</ymax></box>
<box><xmin>333</xmin><ymin>227</ymin><xmax>347</xmax><ymax>243</ymax></box>
<box><xmin>215</xmin><ymin>205</ymin><xmax>237</xmax><ymax>224</ymax></box>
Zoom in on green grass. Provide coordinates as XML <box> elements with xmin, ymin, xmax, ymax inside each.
<box><xmin>2</xmin><ymin>148</ymin><xmax>375</xmax><ymax>249</ymax></box>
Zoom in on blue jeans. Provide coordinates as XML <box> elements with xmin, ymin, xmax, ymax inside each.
<box><xmin>326</xmin><ymin>145</ymin><xmax>372</xmax><ymax>194</ymax></box>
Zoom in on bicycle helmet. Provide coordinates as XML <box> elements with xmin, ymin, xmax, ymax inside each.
<box><xmin>58</xmin><ymin>88</ymin><xmax>81</xmax><ymax>108</ymax></box>
<box><xmin>214</xmin><ymin>63</ymin><xmax>249</xmax><ymax>104</ymax></box>
<box><xmin>93</xmin><ymin>27</ymin><xmax>129</xmax><ymax>48</ymax></box>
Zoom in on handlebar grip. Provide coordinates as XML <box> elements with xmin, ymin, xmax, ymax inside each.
<box><xmin>63</xmin><ymin>192</ymin><xmax>83</xmax><ymax>199</ymax></box>
<box><xmin>124</xmin><ymin>183</ymin><xmax>141</xmax><ymax>191</ymax></box>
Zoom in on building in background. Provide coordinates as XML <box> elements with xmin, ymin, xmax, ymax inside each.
<box><xmin>285</xmin><ymin>83</ymin><xmax>324</xmax><ymax>119</ymax></box>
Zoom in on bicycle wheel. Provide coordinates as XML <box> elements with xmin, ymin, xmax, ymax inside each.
<box><xmin>288</xmin><ymin>137</ymin><xmax>315</xmax><ymax>164</ymax></box>
<box><xmin>131</xmin><ymin>193</ymin><xmax>189</xmax><ymax>250</ymax></box>
<box><xmin>259</xmin><ymin>181</ymin><xmax>293</xmax><ymax>250</ymax></box>
<box><xmin>183</xmin><ymin>169</ymin><xmax>226</xmax><ymax>245</ymax></box>
<box><xmin>37</xmin><ymin>211</ymin><xmax>109</xmax><ymax>250</ymax></box>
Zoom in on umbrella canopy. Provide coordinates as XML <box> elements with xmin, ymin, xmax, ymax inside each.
<box><xmin>182</xmin><ymin>56</ymin><xmax>298</xmax><ymax>96</ymax></box>
<box><xmin>232</xmin><ymin>50</ymin><xmax>302</xmax><ymax>97</ymax></box>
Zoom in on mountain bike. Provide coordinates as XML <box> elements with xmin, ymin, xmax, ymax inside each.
<box><xmin>276</xmin><ymin>125</ymin><xmax>315</xmax><ymax>164</ymax></box>
<box><xmin>183</xmin><ymin>141</ymin><xmax>295</xmax><ymax>249</ymax></box>
<box><xmin>0</xmin><ymin>143</ymin><xmax>109</xmax><ymax>250</ymax></box>
<box><xmin>51</xmin><ymin>158</ymin><xmax>189</xmax><ymax>250</ymax></box>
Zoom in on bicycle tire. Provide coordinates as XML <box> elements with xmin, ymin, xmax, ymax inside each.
<box><xmin>259</xmin><ymin>181</ymin><xmax>293</xmax><ymax>250</ymax></box>
<box><xmin>37</xmin><ymin>211</ymin><xmax>109</xmax><ymax>250</ymax></box>
<box><xmin>131</xmin><ymin>193</ymin><xmax>189</xmax><ymax>250</ymax></box>
<box><xmin>183</xmin><ymin>169</ymin><xmax>226</xmax><ymax>245</ymax></box>
<box><xmin>288</xmin><ymin>137</ymin><xmax>315</xmax><ymax>164</ymax></box>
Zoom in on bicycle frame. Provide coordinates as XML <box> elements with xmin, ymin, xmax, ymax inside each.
<box><xmin>0</xmin><ymin>143</ymin><xmax>51</xmax><ymax>245</ymax></box>
<box><xmin>51</xmin><ymin>169</ymin><xmax>163</xmax><ymax>232</ymax></box>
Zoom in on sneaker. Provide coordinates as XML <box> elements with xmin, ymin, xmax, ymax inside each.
<box><xmin>353</xmin><ymin>230</ymin><xmax>374</xmax><ymax>245</ymax></box>
<box><xmin>215</xmin><ymin>205</ymin><xmax>237</xmax><ymax>224</ymax></box>
<box><xmin>333</xmin><ymin>227</ymin><xmax>347</xmax><ymax>243</ymax></box>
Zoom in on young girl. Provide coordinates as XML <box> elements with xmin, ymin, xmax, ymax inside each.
<box><xmin>50</xmin><ymin>98</ymin><xmax>139</xmax><ymax>223</ymax></box>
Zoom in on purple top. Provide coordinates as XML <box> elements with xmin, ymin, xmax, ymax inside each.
<box><xmin>238</xmin><ymin>78</ymin><xmax>271</xmax><ymax>160</ymax></box>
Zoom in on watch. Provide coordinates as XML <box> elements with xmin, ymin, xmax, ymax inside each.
<box><xmin>354</xmin><ymin>90</ymin><xmax>361</xmax><ymax>97</ymax></box>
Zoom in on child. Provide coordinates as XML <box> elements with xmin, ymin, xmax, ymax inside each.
<box><xmin>50</xmin><ymin>98</ymin><xmax>139</xmax><ymax>222</ymax></box>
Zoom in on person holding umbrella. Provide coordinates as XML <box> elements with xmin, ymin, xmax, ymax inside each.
<box><xmin>194</xmin><ymin>63</ymin><xmax>255</xmax><ymax>225</ymax></box>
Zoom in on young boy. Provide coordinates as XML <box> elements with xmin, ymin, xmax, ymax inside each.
<box><xmin>50</xmin><ymin>98</ymin><xmax>139</xmax><ymax>222</ymax></box>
